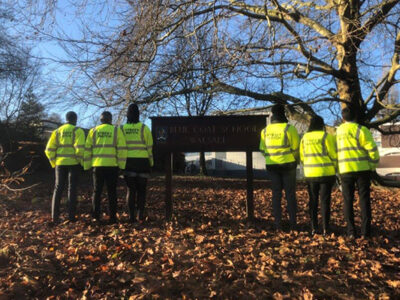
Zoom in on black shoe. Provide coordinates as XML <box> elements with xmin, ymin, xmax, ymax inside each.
<box><xmin>322</xmin><ymin>229</ymin><xmax>329</xmax><ymax>237</ymax></box>
<box><xmin>311</xmin><ymin>229</ymin><xmax>317</xmax><ymax>236</ymax></box>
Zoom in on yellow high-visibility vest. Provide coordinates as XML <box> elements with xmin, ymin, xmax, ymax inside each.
<box><xmin>122</xmin><ymin>122</ymin><xmax>153</xmax><ymax>167</ymax></box>
<box><xmin>336</xmin><ymin>122</ymin><xmax>379</xmax><ymax>174</ymax></box>
<box><xmin>259</xmin><ymin>123</ymin><xmax>300</xmax><ymax>165</ymax></box>
<box><xmin>45</xmin><ymin>124</ymin><xmax>85</xmax><ymax>168</ymax></box>
<box><xmin>300</xmin><ymin>131</ymin><xmax>337</xmax><ymax>178</ymax></box>
<box><xmin>83</xmin><ymin>124</ymin><xmax>127</xmax><ymax>170</ymax></box>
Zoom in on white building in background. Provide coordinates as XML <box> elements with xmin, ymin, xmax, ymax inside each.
<box><xmin>184</xmin><ymin>114</ymin><xmax>309</xmax><ymax>177</ymax></box>
<box><xmin>373</xmin><ymin>123</ymin><xmax>400</xmax><ymax>178</ymax></box>
<box><xmin>185</xmin><ymin>120</ymin><xmax>400</xmax><ymax>179</ymax></box>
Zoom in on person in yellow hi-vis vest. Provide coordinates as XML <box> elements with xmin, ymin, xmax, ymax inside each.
<box><xmin>84</xmin><ymin>111</ymin><xmax>127</xmax><ymax>224</ymax></box>
<box><xmin>337</xmin><ymin>106</ymin><xmax>379</xmax><ymax>239</ymax></box>
<box><xmin>300</xmin><ymin>115</ymin><xmax>337</xmax><ymax>236</ymax></box>
<box><xmin>45</xmin><ymin>111</ymin><xmax>85</xmax><ymax>224</ymax></box>
<box><xmin>121</xmin><ymin>104</ymin><xmax>153</xmax><ymax>223</ymax></box>
<box><xmin>259</xmin><ymin>104</ymin><xmax>300</xmax><ymax>231</ymax></box>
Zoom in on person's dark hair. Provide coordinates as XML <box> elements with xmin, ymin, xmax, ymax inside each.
<box><xmin>271</xmin><ymin>103</ymin><xmax>288</xmax><ymax>123</ymax></box>
<box><xmin>127</xmin><ymin>103</ymin><xmax>139</xmax><ymax>123</ymax></box>
<box><xmin>342</xmin><ymin>106</ymin><xmax>356</xmax><ymax>122</ymax></box>
<box><xmin>66</xmin><ymin>111</ymin><xmax>77</xmax><ymax>125</ymax></box>
<box><xmin>308</xmin><ymin>115</ymin><xmax>325</xmax><ymax>132</ymax></box>
<box><xmin>100</xmin><ymin>111</ymin><xmax>112</xmax><ymax>124</ymax></box>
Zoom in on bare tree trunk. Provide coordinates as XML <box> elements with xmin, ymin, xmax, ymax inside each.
<box><xmin>199</xmin><ymin>151</ymin><xmax>208</xmax><ymax>176</ymax></box>
<box><xmin>336</xmin><ymin>0</ymin><xmax>365</xmax><ymax>123</ymax></box>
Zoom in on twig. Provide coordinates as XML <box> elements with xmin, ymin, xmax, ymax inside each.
<box><xmin>0</xmin><ymin>182</ymin><xmax>41</xmax><ymax>192</ymax></box>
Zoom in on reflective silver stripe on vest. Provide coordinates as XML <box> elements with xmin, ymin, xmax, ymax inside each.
<box><xmin>303</xmin><ymin>153</ymin><xmax>328</xmax><ymax>158</ymax></box>
<box><xmin>126</xmin><ymin>141</ymin><xmax>143</xmax><ymax>145</ymax></box>
<box><xmin>55</xmin><ymin>126</ymin><xmax>79</xmax><ymax>162</ymax></box>
<box><xmin>265</xmin><ymin>145</ymin><xmax>291</xmax><ymax>149</ymax></box>
<box><xmin>321</xmin><ymin>132</ymin><xmax>328</xmax><ymax>155</ymax></box>
<box><xmin>125</xmin><ymin>123</ymin><xmax>147</xmax><ymax>154</ymax></box>
<box><xmin>338</xmin><ymin>157</ymin><xmax>369</xmax><ymax>163</ymax></box>
<box><xmin>92</xmin><ymin>128</ymin><xmax>97</xmax><ymax>146</ymax></box>
<box><xmin>264</xmin><ymin>124</ymin><xmax>291</xmax><ymax>152</ymax></box>
<box><xmin>356</xmin><ymin>125</ymin><xmax>362</xmax><ymax>150</ymax></box>
<box><xmin>46</xmin><ymin>148</ymin><xmax>57</xmax><ymax>152</ymax></box>
<box><xmin>303</xmin><ymin>162</ymin><xmax>334</xmax><ymax>168</ymax></box>
<box><xmin>337</xmin><ymin>125</ymin><xmax>369</xmax><ymax>164</ymax></box>
<box><xmin>368</xmin><ymin>146</ymin><xmax>378</xmax><ymax>152</ymax></box>
<box><xmin>140</xmin><ymin>123</ymin><xmax>145</xmax><ymax>144</ymax></box>
<box><xmin>128</xmin><ymin>147</ymin><xmax>147</xmax><ymax>151</ymax></box>
<box><xmin>113</xmin><ymin>127</ymin><xmax>118</xmax><ymax>146</ymax></box>
<box><xmin>368</xmin><ymin>158</ymin><xmax>379</xmax><ymax>164</ymax></box>
<box><xmin>113</xmin><ymin>127</ymin><xmax>118</xmax><ymax>162</ymax></box>
<box><xmin>338</xmin><ymin>147</ymin><xmax>359</xmax><ymax>152</ymax></box>
<box><xmin>92</xmin><ymin>126</ymin><xmax>118</xmax><ymax>162</ymax></box>
<box><xmin>56</xmin><ymin>154</ymin><xmax>77</xmax><ymax>158</ymax></box>
<box><xmin>55</xmin><ymin>130</ymin><xmax>60</xmax><ymax>147</ymax></box>
<box><xmin>264</xmin><ymin>150</ymin><xmax>293</xmax><ymax>157</ymax></box>
<box><xmin>92</xmin><ymin>154</ymin><xmax>118</xmax><ymax>158</ymax></box>
<box><xmin>283</xmin><ymin>123</ymin><xmax>290</xmax><ymax>146</ymax></box>
<box><xmin>92</xmin><ymin>145</ymin><xmax>115</xmax><ymax>148</ymax></box>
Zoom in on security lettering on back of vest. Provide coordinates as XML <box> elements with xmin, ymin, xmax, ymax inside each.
<box><xmin>62</xmin><ymin>132</ymin><xmax>73</xmax><ymax>138</ymax></box>
<box><xmin>97</xmin><ymin>132</ymin><xmax>112</xmax><ymax>138</ymax></box>
<box><xmin>124</xmin><ymin>128</ymin><xmax>140</xmax><ymax>135</ymax></box>
<box><xmin>266</xmin><ymin>133</ymin><xmax>283</xmax><ymax>140</ymax></box>
<box><xmin>337</xmin><ymin>132</ymin><xmax>355</xmax><ymax>141</ymax></box>
<box><xmin>304</xmin><ymin>138</ymin><xmax>322</xmax><ymax>146</ymax></box>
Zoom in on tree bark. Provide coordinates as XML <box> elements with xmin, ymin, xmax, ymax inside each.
<box><xmin>335</xmin><ymin>0</ymin><xmax>365</xmax><ymax>123</ymax></box>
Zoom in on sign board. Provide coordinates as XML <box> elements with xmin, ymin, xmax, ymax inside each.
<box><xmin>381</xmin><ymin>125</ymin><xmax>400</xmax><ymax>148</ymax></box>
<box><xmin>150</xmin><ymin>115</ymin><xmax>268</xmax><ymax>221</ymax></box>
<box><xmin>151</xmin><ymin>115</ymin><xmax>268</xmax><ymax>152</ymax></box>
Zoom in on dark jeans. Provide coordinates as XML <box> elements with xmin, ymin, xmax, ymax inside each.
<box><xmin>341</xmin><ymin>171</ymin><xmax>371</xmax><ymax>236</ymax></box>
<box><xmin>51</xmin><ymin>165</ymin><xmax>80</xmax><ymax>221</ymax></box>
<box><xmin>92</xmin><ymin>167</ymin><xmax>119</xmax><ymax>220</ymax></box>
<box><xmin>268</xmin><ymin>168</ymin><xmax>297</xmax><ymax>228</ymax></box>
<box><xmin>307</xmin><ymin>177</ymin><xmax>335</xmax><ymax>232</ymax></box>
<box><xmin>124</xmin><ymin>176</ymin><xmax>147</xmax><ymax>221</ymax></box>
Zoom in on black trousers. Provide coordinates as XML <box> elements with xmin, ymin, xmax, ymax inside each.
<box><xmin>124</xmin><ymin>176</ymin><xmax>147</xmax><ymax>221</ymax></box>
<box><xmin>268</xmin><ymin>168</ymin><xmax>297</xmax><ymax>228</ymax></box>
<box><xmin>307</xmin><ymin>177</ymin><xmax>335</xmax><ymax>232</ymax></box>
<box><xmin>341</xmin><ymin>171</ymin><xmax>371</xmax><ymax>236</ymax></box>
<box><xmin>92</xmin><ymin>167</ymin><xmax>119</xmax><ymax>220</ymax></box>
<box><xmin>51</xmin><ymin>165</ymin><xmax>80</xmax><ymax>221</ymax></box>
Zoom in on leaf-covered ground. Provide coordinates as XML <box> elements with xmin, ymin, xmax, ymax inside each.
<box><xmin>0</xmin><ymin>175</ymin><xmax>399</xmax><ymax>299</ymax></box>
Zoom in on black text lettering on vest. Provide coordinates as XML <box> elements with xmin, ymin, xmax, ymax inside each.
<box><xmin>304</xmin><ymin>138</ymin><xmax>321</xmax><ymax>146</ymax></box>
<box><xmin>267</xmin><ymin>133</ymin><xmax>283</xmax><ymax>140</ymax></box>
<box><xmin>98</xmin><ymin>132</ymin><xmax>112</xmax><ymax>138</ymax></box>
<box><xmin>125</xmin><ymin>128</ymin><xmax>140</xmax><ymax>135</ymax></box>
<box><xmin>62</xmin><ymin>132</ymin><xmax>72</xmax><ymax>138</ymax></box>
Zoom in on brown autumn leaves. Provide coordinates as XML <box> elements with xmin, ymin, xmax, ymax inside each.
<box><xmin>0</xmin><ymin>176</ymin><xmax>399</xmax><ymax>299</ymax></box>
